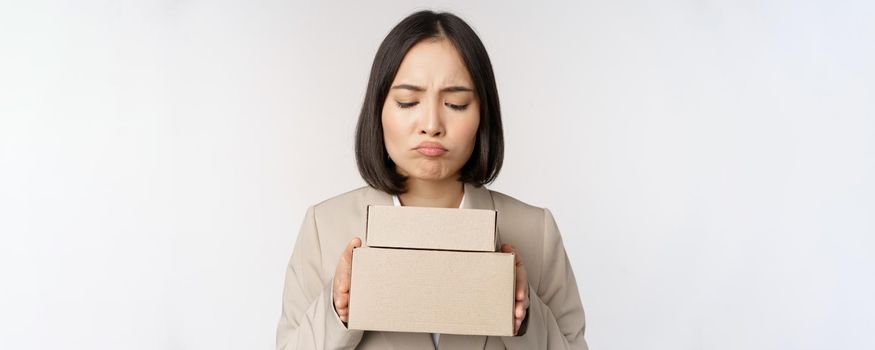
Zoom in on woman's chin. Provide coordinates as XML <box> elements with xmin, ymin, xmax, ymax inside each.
<box><xmin>395</xmin><ymin>159</ymin><xmax>461</xmax><ymax>182</ymax></box>
<box><xmin>410</xmin><ymin>171</ymin><xmax>446</xmax><ymax>181</ymax></box>
<box><xmin>408</xmin><ymin>166</ymin><xmax>453</xmax><ymax>182</ymax></box>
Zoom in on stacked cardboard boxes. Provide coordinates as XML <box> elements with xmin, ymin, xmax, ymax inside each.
<box><xmin>348</xmin><ymin>205</ymin><xmax>515</xmax><ymax>336</ymax></box>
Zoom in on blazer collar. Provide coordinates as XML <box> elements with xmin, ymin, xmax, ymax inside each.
<box><xmin>364</xmin><ymin>183</ymin><xmax>494</xmax><ymax>210</ymax></box>
<box><xmin>462</xmin><ymin>183</ymin><xmax>495</xmax><ymax>211</ymax></box>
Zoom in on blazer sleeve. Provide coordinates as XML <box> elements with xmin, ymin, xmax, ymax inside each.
<box><xmin>502</xmin><ymin>208</ymin><xmax>589</xmax><ymax>350</ymax></box>
<box><xmin>276</xmin><ymin>206</ymin><xmax>364</xmax><ymax>350</ymax></box>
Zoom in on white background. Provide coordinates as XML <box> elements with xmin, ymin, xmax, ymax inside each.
<box><xmin>2</xmin><ymin>1</ymin><xmax>873</xmax><ymax>349</ymax></box>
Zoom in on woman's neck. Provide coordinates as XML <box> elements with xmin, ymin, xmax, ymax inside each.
<box><xmin>398</xmin><ymin>178</ymin><xmax>464</xmax><ymax>208</ymax></box>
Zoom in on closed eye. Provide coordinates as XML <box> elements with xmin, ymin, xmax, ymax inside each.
<box><xmin>397</xmin><ymin>101</ymin><xmax>418</xmax><ymax>109</ymax></box>
<box><xmin>396</xmin><ymin>101</ymin><xmax>469</xmax><ymax>111</ymax></box>
<box><xmin>445</xmin><ymin>102</ymin><xmax>469</xmax><ymax>111</ymax></box>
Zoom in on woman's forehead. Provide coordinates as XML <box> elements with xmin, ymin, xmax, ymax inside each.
<box><xmin>393</xmin><ymin>39</ymin><xmax>474</xmax><ymax>88</ymax></box>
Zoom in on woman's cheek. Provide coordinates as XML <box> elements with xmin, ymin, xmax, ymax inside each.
<box><xmin>385</xmin><ymin>135</ymin><xmax>406</xmax><ymax>166</ymax></box>
<box><xmin>381</xmin><ymin>117</ymin><xmax>402</xmax><ymax>164</ymax></box>
<box><xmin>459</xmin><ymin>112</ymin><xmax>480</xmax><ymax>158</ymax></box>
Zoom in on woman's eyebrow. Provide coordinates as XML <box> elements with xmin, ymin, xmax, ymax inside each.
<box><xmin>391</xmin><ymin>84</ymin><xmax>474</xmax><ymax>93</ymax></box>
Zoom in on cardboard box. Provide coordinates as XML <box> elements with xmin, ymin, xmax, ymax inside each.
<box><xmin>348</xmin><ymin>247</ymin><xmax>515</xmax><ymax>336</ymax></box>
<box><xmin>365</xmin><ymin>205</ymin><xmax>498</xmax><ymax>252</ymax></box>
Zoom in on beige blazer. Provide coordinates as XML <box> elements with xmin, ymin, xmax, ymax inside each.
<box><xmin>276</xmin><ymin>183</ymin><xmax>589</xmax><ymax>349</ymax></box>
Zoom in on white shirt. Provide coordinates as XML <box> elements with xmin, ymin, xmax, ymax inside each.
<box><xmin>391</xmin><ymin>189</ymin><xmax>466</xmax><ymax>348</ymax></box>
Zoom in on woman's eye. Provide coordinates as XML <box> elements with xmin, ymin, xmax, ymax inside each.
<box><xmin>396</xmin><ymin>101</ymin><xmax>418</xmax><ymax>109</ymax></box>
<box><xmin>445</xmin><ymin>102</ymin><xmax>469</xmax><ymax>111</ymax></box>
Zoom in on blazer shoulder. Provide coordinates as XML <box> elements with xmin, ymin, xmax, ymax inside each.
<box><xmin>305</xmin><ymin>186</ymin><xmax>375</xmax><ymax>253</ymax></box>
<box><xmin>488</xmin><ymin>188</ymin><xmax>546</xmax><ymax>219</ymax></box>
<box><xmin>311</xmin><ymin>186</ymin><xmax>372</xmax><ymax>213</ymax></box>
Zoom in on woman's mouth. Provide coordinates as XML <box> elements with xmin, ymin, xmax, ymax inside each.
<box><xmin>414</xmin><ymin>141</ymin><xmax>448</xmax><ymax>157</ymax></box>
<box><xmin>416</xmin><ymin>147</ymin><xmax>447</xmax><ymax>157</ymax></box>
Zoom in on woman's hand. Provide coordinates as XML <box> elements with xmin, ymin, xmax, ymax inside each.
<box><xmin>501</xmin><ymin>243</ymin><xmax>530</xmax><ymax>335</ymax></box>
<box><xmin>333</xmin><ymin>237</ymin><xmax>362</xmax><ymax>323</ymax></box>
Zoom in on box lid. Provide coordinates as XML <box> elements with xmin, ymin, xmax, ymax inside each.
<box><xmin>365</xmin><ymin>205</ymin><xmax>497</xmax><ymax>252</ymax></box>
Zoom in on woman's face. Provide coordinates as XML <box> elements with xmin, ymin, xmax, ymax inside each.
<box><xmin>382</xmin><ymin>38</ymin><xmax>480</xmax><ymax>182</ymax></box>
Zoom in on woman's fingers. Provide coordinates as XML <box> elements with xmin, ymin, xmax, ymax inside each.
<box><xmin>333</xmin><ymin>236</ymin><xmax>363</xmax><ymax>319</ymax></box>
<box><xmin>513</xmin><ymin>298</ymin><xmax>527</xmax><ymax>335</ymax></box>
<box><xmin>501</xmin><ymin>243</ymin><xmax>529</xmax><ymax>335</ymax></box>
<box><xmin>336</xmin><ymin>305</ymin><xmax>349</xmax><ymax>322</ymax></box>
<box><xmin>339</xmin><ymin>237</ymin><xmax>363</xmax><ymax>275</ymax></box>
<box><xmin>335</xmin><ymin>237</ymin><xmax>362</xmax><ymax>290</ymax></box>
<box><xmin>336</xmin><ymin>306</ymin><xmax>348</xmax><ymax>317</ymax></box>
<box><xmin>501</xmin><ymin>244</ymin><xmax>529</xmax><ymax>301</ymax></box>
<box><xmin>516</xmin><ymin>267</ymin><xmax>527</xmax><ymax>301</ymax></box>
<box><xmin>335</xmin><ymin>290</ymin><xmax>350</xmax><ymax>308</ymax></box>
<box><xmin>513</xmin><ymin>252</ymin><xmax>527</xmax><ymax>301</ymax></box>
<box><xmin>342</xmin><ymin>237</ymin><xmax>363</xmax><ymax>265</ymax></box>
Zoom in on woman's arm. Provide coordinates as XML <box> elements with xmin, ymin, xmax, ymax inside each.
<box><xmin>501</xmin><ymin>208</ymin><xmax>589</xmax><ymax>349</ymax></box>
<box><xmin>276</xmin><ymin>206</ymin><xmax>364</xmax><ymax>350</ymax></box>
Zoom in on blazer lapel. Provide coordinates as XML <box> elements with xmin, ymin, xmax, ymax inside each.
<box><xmin>361</xmin><ymin>186</ymin><xmax>392</xmax><ymax>246</ymax></box>
<box><xmin>363</xmin><ymin>185</ymin><xmax>393</xmax><ymax>206</ymax></box>
<box><xmin>464</xmin><ymin>183</ymin><xmax>504</xmax><ymax>250</ymax></box>
<box><xmin>462</xmin><ymin>183</ymin><xmax>495</xmax><ymax>211</ymax></box>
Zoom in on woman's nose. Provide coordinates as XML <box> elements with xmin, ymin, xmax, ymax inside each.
<box><xmin>418</xmin><ymin>99</ymin><xmax>445</xmax><ymax>137</ymax></box>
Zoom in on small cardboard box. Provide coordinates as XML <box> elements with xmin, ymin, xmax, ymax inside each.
<box><xmin>365</xmin><ymin>205</ymin><xmax>498</xmax><ymax>252</ymax></box>
<box><xmin>348</xmin><ymin>247</ymin><xmax>515</xmax><ymax>336</ymax></box>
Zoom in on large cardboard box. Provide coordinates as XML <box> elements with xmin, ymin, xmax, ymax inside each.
<box><xmin>348</xmin><ymin>247</ymin><xmax>514</xmax><ymax>336</ymax></box>
<box><xmin>348</xmin><ymin>205</ymin><xmax>515</xmax><ymax>336</ymax></box>
<box><xmin>365</xmin><ymin>205</ymin><xmax>498</xmax><ymax>252</ymax></box>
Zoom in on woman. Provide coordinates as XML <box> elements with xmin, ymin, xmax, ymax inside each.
<box><xmin>277</xmin><ymin>10</ymin><xmax>588</xmax><ymax>350</ymax></box>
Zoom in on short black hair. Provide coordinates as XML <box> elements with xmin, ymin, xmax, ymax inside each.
<box><xmin>355</xmin><ymin>10</ymin><xmax>504</xmax><ymax>195</ymax></box>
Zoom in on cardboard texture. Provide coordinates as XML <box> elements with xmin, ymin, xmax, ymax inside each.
<box><xmin>348</xmin><ymin>205</ymin><xmax>515</xmax><ymax>336</ymax></box>
<box><xmin>348</xmin><ymin>247</ymin><xmax>514</xmax><ymax>336</ymax></box>
<box><xmin>365</xmin><ymin>205</ymin><xmax>498</xmax><ymax>252</ymax></box>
